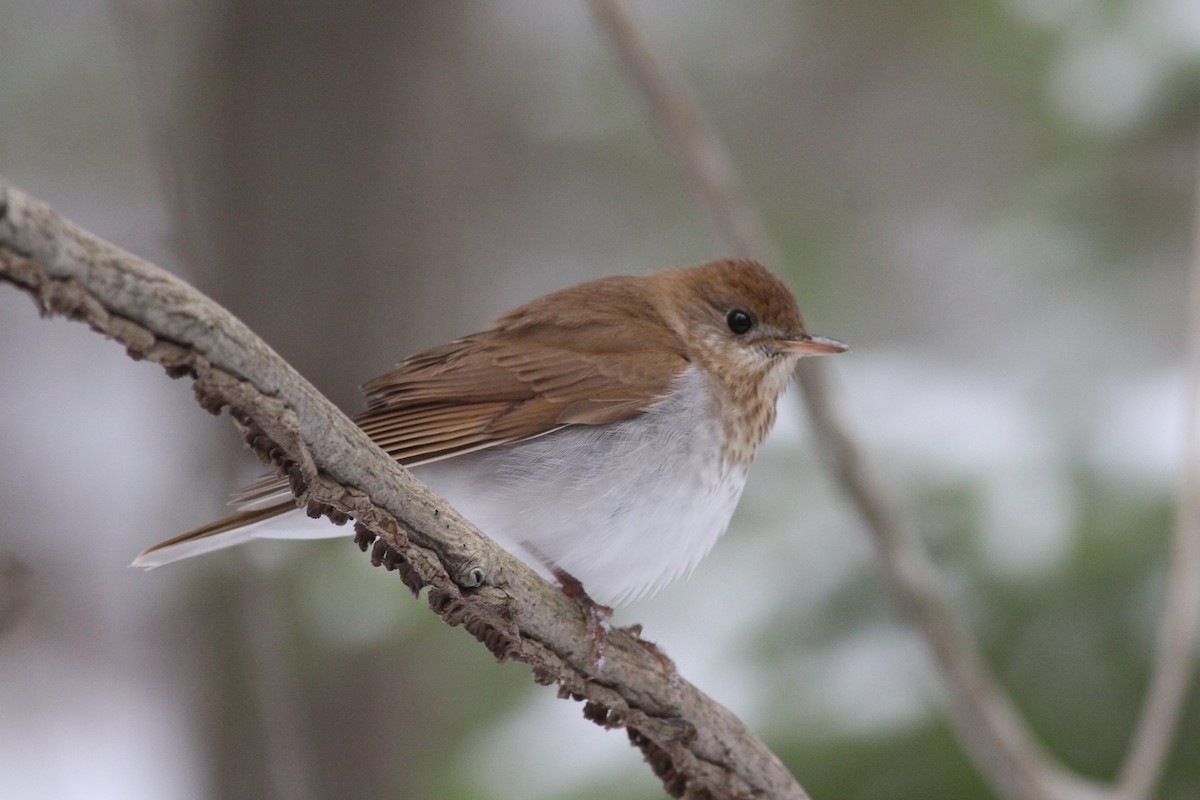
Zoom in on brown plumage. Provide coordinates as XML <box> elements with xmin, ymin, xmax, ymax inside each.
<box><xmin>356</xmin><ymin>273</ymin><xmax>688</xmax><ymax>464</ymax></box>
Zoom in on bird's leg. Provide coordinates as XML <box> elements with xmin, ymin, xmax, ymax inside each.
<box><xmin>550</xmin><ymin>566</ymin><xmax>613</xmax><ymax>671</ymax></box>
<box><xmin>549</xmin><ymin>581</ymin><xmax>675</xmax><ymax>674</ymax></box>
<box><xmin>520</xmin><ymin>541</ymin><xmax>612</xmax><ymax>670</ymax></box>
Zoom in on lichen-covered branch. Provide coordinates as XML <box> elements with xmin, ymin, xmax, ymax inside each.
<box><xmin>0</xmin><ymin>177</ymin><xmax>808</xmax><ymax>800</ymax></box>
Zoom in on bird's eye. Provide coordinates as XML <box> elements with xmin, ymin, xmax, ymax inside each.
<box><xmin>726</xmin><ymin>308</ymin><xmax>753</xmax><ymax>335</ymax></box>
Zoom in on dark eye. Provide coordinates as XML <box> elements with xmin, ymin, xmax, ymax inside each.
<box><xmin>726</xmin><ymin>308</ymin><xmax>753</xmax><ymax>335</ymax></box>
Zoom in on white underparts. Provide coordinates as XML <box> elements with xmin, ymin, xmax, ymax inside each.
<box><xmin>412</xmin><ymin>364</ymin><xmax>749</xmax><ymax>606</ymax></box>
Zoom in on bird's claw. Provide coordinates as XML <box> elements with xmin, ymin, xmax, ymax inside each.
<box><xmin>552</xmin><ymin>566</ymin><xmax>614</xmax><ymax>671</ymax></box>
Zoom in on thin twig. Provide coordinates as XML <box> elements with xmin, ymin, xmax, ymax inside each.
<box><xmin>585</xmin><ymin>0</ymin><xmax>781</xmax><ymax>281</ymax></box>
<box><xmin>0</xmin><ymin>177</ymin><xmax>808</xmax><ymax>800</ymax></box>
<box><xmin>1114</xmin><ymin>148</ymin><xmax>1200</xmax><ymax>800</ymax></box>
<box><xmin>585</xmin><ymin>3</ymin><xmax>1125</xmax><ymax>799</ymax></box>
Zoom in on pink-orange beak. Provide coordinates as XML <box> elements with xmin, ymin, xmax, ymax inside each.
<box><xmin>778</xmin><ymin>334</ymin><xmax>849</xmax><ymax>356</ymax></box>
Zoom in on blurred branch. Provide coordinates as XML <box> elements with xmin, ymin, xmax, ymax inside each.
<box><xmin>585</xmin><ymin>3</ymin><xmax>1148</xmax><ymax>800</ymax></box>
<box><xmin>584</xmin><ymin>0</ymin><xmax>780</xmax><ymax>273</ymax></box>
<box><xmin>0</xmin><ymin>177</ymin><xmax>809</xmax><ymax>800</ymax></box>
<box><xmin>1114</xmin><ymin>148</ymin><xmax>1200</xmax><ymax>800</ymax></box>
<box><xmin>0</xmin><ymin>552</ymin><xmax>29</xmax><ymax>642</ymax></box>
<box><xmin>237</xmin><ymin>565</ymin><xmax>320</xmax><ymax>800</ymax></box>
<box><xmin>107</xmin><ymin>0</ymin><xmax>201</xmax><ymax>271</ymax></box>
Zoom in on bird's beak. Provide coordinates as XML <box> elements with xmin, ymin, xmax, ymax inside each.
<box><xmin>777</xmin><ymin>334</ymin><xmax>849</xmax><ymax>356</ymax></box>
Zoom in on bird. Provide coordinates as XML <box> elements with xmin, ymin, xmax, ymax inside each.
<box><xmin>134</xmin><ymin>258</ymin><xmax>845</xmax><ymax>657</ymax></box>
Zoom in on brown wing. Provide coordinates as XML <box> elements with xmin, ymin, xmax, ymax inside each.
<box><xmin>357</xmin><ymin>274</ymin><xmax>689</xmax><ymax>466</ymax></box>
<box><xmin>227</xmin><ymin>274</ymin><xmax>690</xmax><ymax>510</ymax></box>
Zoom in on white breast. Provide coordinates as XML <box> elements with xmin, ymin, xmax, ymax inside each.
<box><xmin>412</xmin><ymin>365</ymin><xmax>749</xmax><ymax>607</ymax></box>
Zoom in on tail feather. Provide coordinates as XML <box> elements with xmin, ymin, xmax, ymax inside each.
<box><xmin>228</xmin><ymin>475</ymin><xmax>291</xmax><ymax>509</ymax></box>
<box><xmin>132</xmin><ymin>500</ymin><xmax>344</xmax><ymax>569</ymax></box>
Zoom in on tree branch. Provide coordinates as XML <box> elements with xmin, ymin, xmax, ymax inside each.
<box><xmin>0</xmin><ymin>177</ymin><xmax>809</xmax><ymax>800</ymax></box>
<box><xmin>584</xmin><ymin>0</ymin><xmax>781</xmax><ymax>275</ymax></box>
<box><xmin>1114</xmin><ymin>146</ymin><xmax>1200</xmax><ymax>800</ymax></box>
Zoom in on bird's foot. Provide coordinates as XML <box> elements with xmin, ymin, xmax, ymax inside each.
<box><xmin>552</xmin><ymin>566</ymin><xmax>613</xmax><ymax>671</ymax></box>
<box><xmin>619</xmin><ymin>623</ymin><xmax>676</xmax><ymax>674</ymax></box>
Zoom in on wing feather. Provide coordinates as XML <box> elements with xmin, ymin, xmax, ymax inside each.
<box><xmin>241</xmin><ymin>273</ymin><xmax>691</xmax><ymax>497</ymax></box>
<box><xmin>356</xmin><ymin>275</ymin><xmax>688</xmax><ymax>466</ymax></box>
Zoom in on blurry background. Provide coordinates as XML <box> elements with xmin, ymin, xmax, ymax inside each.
<box><xmin>1</xmin><ymin>1</ymin><xmax>1197</xmax><ymax>798</ymax></box>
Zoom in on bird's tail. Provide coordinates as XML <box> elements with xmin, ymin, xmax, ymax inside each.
<box><xmin>131</xmin><ymin>500</ymin><xmax>345</xmax><ymax>569</ymax></box>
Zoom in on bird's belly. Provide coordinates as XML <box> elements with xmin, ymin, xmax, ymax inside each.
<box><xmin>412</xmin><ymin>389</ymin><xmax>747</xmax><ymax>607</ymax></box>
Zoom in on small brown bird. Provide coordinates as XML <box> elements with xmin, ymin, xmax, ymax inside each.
<box><xmin>136</xmin><ymin>259</ymin><xmax>845</xmax><ymax>649</ymax></box>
